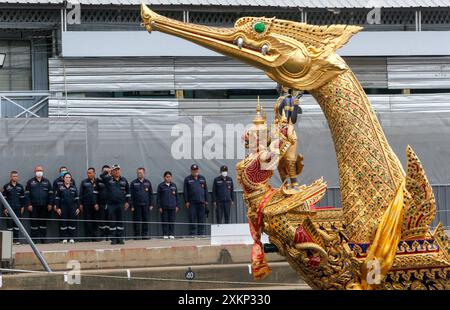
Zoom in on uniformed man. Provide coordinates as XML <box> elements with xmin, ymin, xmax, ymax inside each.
<box><xmin>24</xmin><ymin>165</ymin><xmax>53</xmax><ymax>244</ymax></box>
<box><xmin>79</xmin><ymin>168</ymin><xmax>99</xmax><ymax>242</ymax></box>
<box><xmin>212</xmin><ymin>165</ymin><xmax>234</xmax><ymax>224</ymax></box>
<box><xmin>130</xmin><ymin>168</ymin><xmax>153</xmax><ymax>240</ymax></box>
<box><xmin>156</xmin><ymin>171</ymin><xmax>179</xmax><ymax>239</ymax></box>
<box><xmin>96</xmin><ymin>165</ymin><xmax>111</xmax><ymax>240</ymax></box>
<box><xmin>55</xmin><ymin>173</ymin><xmax>80</xmax><ymax>244</ymax></box>
<box><xmin>104</xmin><ymin>164</ymin><xmax>130</xmax><ymax>245</ymax></box>
<box><xmin>183</xmin><ymin>164</ymin><xmax>209</xmax><ymax>237</ymax></box>
<box><xmin>1</xmin><ymin>171</ymin><xmax>25</xmax><ymax>244</ymax></box>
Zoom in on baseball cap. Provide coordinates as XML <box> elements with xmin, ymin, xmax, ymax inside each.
<box><xmin>112</xmin><ymin>164</ymin><xmax>121</xmax><ymax>170</ymax></box>
<box><xmin>190</xmin><ymin>164</ymin><xmax>199</xmax><ymax>170</ymax></box>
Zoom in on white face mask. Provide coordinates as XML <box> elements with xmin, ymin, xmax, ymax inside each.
<box><xmin>35</xmin><ymin>171</ymin><xmax>44</xmax><ymax>178</ymax></box>
<box><xmin>221</xmin><ymin>171</ymin><xmax>228</xmax><ymax>177</ymax></box>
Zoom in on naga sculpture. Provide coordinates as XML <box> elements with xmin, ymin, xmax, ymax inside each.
<box><xmin>141</xmin><ymin>4</ymin><xmax>450</xmax><ymax>289</ymax></box>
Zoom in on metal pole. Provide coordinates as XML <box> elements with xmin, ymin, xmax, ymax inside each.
<box><xmin>0</xmin><ymin>192</ymin><xmax>52</xmax><ymax>272</ymax></box>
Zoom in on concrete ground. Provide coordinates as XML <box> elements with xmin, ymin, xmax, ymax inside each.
<box><xmin>1</xmin><ymin>262</ymin><xmax>308</xmax><ymax>290</ymax></box>
<box><xmin>0</xmin><ymin>238</ymin><xmax>307</xmax><ymax>290</ymax></box>
<box><xmin>13</xmin><ymin>237</ymin><xmax>212</xmax><ymax>253</ymax></box>
<box><xmin>11</xmin><ymin>238</ymin><xmax>286</xmax><ymax>271</ymax></box>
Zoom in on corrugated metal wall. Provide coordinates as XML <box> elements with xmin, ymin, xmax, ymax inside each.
<box><xmin>387</xmin><ymin>56</ymin><xmax>450</xmax><ymax>89</ymax></box>
<box><xmin>48</xmin><ymin>56</ymin><xmax>388</xmax><ymax>93</ymax></box>
<box><xmin>48</xmin><ymin>56</ymin><xmax>275</xmax><ymax>92</ymax></box>
<box><xmin>48</xmin><ymin>58</ymin><xmax>176</xmax><ymax>92</ymax></box>
<box><xmin>48</xmin><ymin>97</ymin><xmax>179</xmax><ymax>117</ymax></box>
<box><xmin>48</xmin><ymin>93</ymin><xmax>450</xmax><ymax>117</ymax></box>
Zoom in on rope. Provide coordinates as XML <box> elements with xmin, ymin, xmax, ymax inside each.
<box><xmin>0</xmin><ymin>216</ymin><xmax>212</xmax><ymax>226</ymax></box>
<box><xmin>0</xmin><ymin>267</ymin><xmax>307</xmax><ymax>288</ymax></box>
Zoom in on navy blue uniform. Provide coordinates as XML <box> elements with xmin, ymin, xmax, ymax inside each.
<box><xmin>53</xmin><ymin>176</ymin><xmax>76</xmax><ymax>204</ymax></box>
<box><xmin>24</xmin><ymin>177</ymin><xmax>53</xmax><ymax>243</ymax></box>
<box><xmin>183</xmin><ymin>175</ymin><xmax>208</xmax><ymax>236</ymax></box>
<box><xmin>104</xmin><ymin>175</ymin><xmax>130</xmax><ymax>242</ymax></box>
<box><xmin>130</xmin><ymin>178</ymin><xmax>153</xmax><ymax>239</ymax></box>
<box><xmin>212</xmin><ymin>176</ymin><xmax>234</xmax><ymax>224</ymax></box>
<box><xmin>96</xmin><ymin>174</ymin><xmax>109</xmax><ymax>237</ymax></box>
<box><xmin>79</xmin><ymin>178</ymin><xmax>99</xmax><ymax>241</ymax></box>
<box><xmin>2</xmin><ymin>182</ymin><xmax>25</xmax><ymax>241</ymax></box>
<box><xmin>55</xmin><ymin>184</ymin><xmax>79</xmax><ymax>239</ymax></box>
<box><xmin>157</xmin><ymin>182</ymin><xmax>178</xmax><ymax>236</ymax></box>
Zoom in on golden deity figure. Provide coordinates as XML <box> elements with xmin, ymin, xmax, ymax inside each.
<box><xmin>142</xmin><ymin>4</ymin><xmax>450</xmax><ymax>289</ymax></box>
<box><xmin>273</xmin><ymin>85</ymin><xmax>304</xmax><ymax>191</ymax></box>
<box><xmin>239</xmin><ymin>100</ymin><xmax>328</xmax><ymax>281</ymax></box>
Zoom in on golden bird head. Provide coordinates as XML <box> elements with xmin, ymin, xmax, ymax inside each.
<box><xmin>141</xmin><ymin>3</ymin><xmax>362</xmax><ymax>90</ymax></box>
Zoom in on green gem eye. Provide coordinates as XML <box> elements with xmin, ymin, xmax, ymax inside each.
<box><xmin>254</xmin><ymin>22</ymin><xmax>266</xmax><ymax>33</ymax></box>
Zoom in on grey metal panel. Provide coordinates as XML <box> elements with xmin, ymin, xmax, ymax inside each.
<box><xmin>48</xmin><ymin>57</ymin><xmax>176</xmax><ymax>92</ymax></box>
<box><xmin>85</xmin><ymin>0</ymin><xmax>450</xmax><ymax>8</ymax></box>
<box><xmin>174</xmin><ymin>56</ymin><xmax>275</xmax><ymax>90</ymax></box>
<box><xmin>0</xmin><ymin>0</ymin><xmax>63</xmax><ymax>3</ymax></box>
<box><xmin>50</xmin><ymin>56</ymin><xmax>388</xmax><ymax>93</ymax></box>
<box><xmin>32</xmin><ymin>38</ymin><xmax>49</xmax><ymax>92</ymax></box>
<box><xmin>178</xmin><ymin>93</ymin><xmax>450</xmax><ymax>115</ymax></box>
<box><xmin>433</xmin><ymin>185</ymin><xmax>450</xmax><ymax>229</ymax></box>
<box><xmin>337</xmin><ymin>31</ymin><xmax>450</xmax><ymax>56</ymax></box>
<box><xmin>63</xmin><ymin>31</ymin><xmax>450</xmax><ymax>58</ymax></box>
<box><xmin>4</xmin><ymin>0</ymin><xmax>448</xmax><ymax>8</ymax></box>
<box><xmin>387</xmin><ymin>56</ymin><xmax>450</xmax><ymax>89</ymax></box>
<box><xmin>346</xmin><ymin>57</ymin><xmax>387</xmax><ymax>88</ymax></box>
<box><xmin>48</xmin><ymin>92</ymin><xmax>450</xmax><ymax>118</ymax></box>
<box><xmin>48</xmin><ymin>97</ymin><xmax>178</xmax><ymax>117</ymax></box>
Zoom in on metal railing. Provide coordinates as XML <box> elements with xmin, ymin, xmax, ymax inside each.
<box><xmin>0</xmin><ymin>91</ymin><xmax>50</xmax><ymax>118</ymax></box>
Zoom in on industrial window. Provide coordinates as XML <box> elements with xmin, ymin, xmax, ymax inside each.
<box><xmin>0</xmin><ymin>40</ymin><xmax>32</xmax><ymax>91</ymax></box>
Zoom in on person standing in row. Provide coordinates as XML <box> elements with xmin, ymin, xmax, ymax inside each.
<box><xmin>212</xmin><ymin>165</ymin><xmax>235</xmax><ymax>224</ymax></box>
<box><xmin>104</xmin><ymin>164</ymin><xmax>130</xmax><ymax>245</ymax></box>
<box><xmin>130</xmin><ymin>167</ymin><xmax>153</xmax><ymax>240</ymax></box>
<box><xmin>156</xmin><ymin>171</ymin><xmax>178</xmax><ymax>239</ymax></box>
<box><xmin>97</xmin><ymin>165</ymin><xmax>111</xmax><ymax>240</ymax></box>
<box><xmin>53</xmin><ymin>166</ymin><xmax>76</xmax><ymax>208</ymax></box>
<box><xmin>24</xmin><ymin>166</ymin><xmax>53</xmax><ymax>244</ymax></box>
<box><xmin>79</xmin><ymin>168</ymin><xmax>99</xmax><ymax>242</ymax></box>
<box><xmin>1</xmin><ymin>171</ymin><xmax>25</xmax><ymax>244</ymax></box>
<box><xmin>55</xmin><ymin>173</ymin><xmax>80</xmax><ymax>244</ymax></box>
<box><xmin>183</xmin><ymin>164</ymin><xmax>209</xmax><ymax>237</ymax></box>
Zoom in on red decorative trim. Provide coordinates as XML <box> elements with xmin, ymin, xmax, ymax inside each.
<box><xmin>294</xmin><ymin>225</ymin><xmax>313</xmax><ymax>244</ymax></box>
<box><xmin>248</xmin><ymin>188</ymin><xmax>277</xmax><ymax>280</ymax></box>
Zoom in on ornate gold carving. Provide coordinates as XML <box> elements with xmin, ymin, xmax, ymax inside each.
<box><xmin>402</xmin><ymin>145</ymin><xmax>437</xmax><ymax>239</ymax></box>
<box><xmin>141</xmin><ymin>5</ymin><xmax>450</xmax><ymax>290</ymax></box>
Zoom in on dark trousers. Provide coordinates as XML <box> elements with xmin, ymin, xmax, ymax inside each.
<box><xmin>161</xmin><ymin>208</ymin><xmax>176</xmax><ymax>236</ymax></box>
<box><xmin>98</xmin><ymin>204</ymin><xmax>109</xmax><ymax>237</ymax></box>
<box><xmin>6</xmin><ymin>206</ymin><xmax>21</xmax><ymax>242</ymax></box>
<box><xmin>30</xmin><ymin>205</ymin><xmax>49</xmax><ymax>243</ymax></box>
<box><xmin>189</xmin><ymin>203</ymin><xmax>205</xmax><ymax>236</ymax></box>
<box><xmin>133</xmin><ymin>204</ymin><xmax>149</xmax><ymax>238</ymax></box>
<box><xmin>107</xmin><ymin>203</ymin><xmax>124</xmax><ymax>241</ymax></box>
<box><xmin>84</xmin><ymin>204</ymin><xmax>99</xmax><ymax>241</ymax></box>
<box><xmin>59</xmin><ymin>205</ymin><xmax>77</xmax><ymax>239</ymax></box>
<box><xmin>216</xmin><ymin>202</ymin><xmax>231</xmax><ymax>224</ymax></box>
